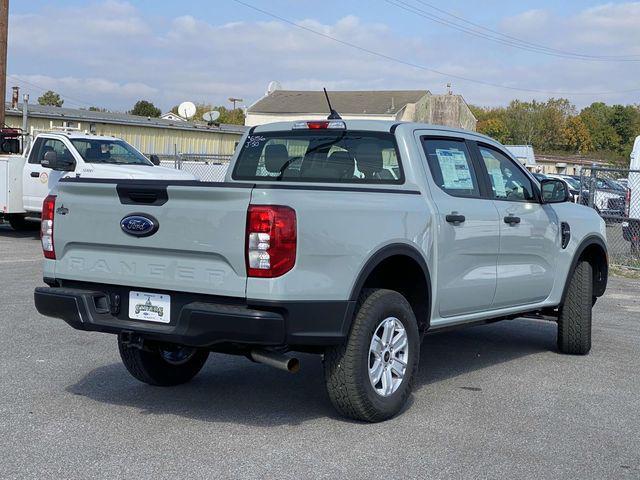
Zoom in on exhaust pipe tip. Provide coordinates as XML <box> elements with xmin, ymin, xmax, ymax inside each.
<box><xmin>250</xmin><ymin>349</ymin><xmax>300</xmax><ymax>374</ymax></box>
<box><xmin>286</xmin><ymin>357</ymin><xmax>300</xmax><ymax>374</ymax></box>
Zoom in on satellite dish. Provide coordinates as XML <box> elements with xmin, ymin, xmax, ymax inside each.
<box><xmin>202</xmin><ymin>110</ymin><xmax>220</xmax><ymax>123</ymax></box>
<box><xmin>178</xmin><ymin>101</ymin><xmax>196</xmax><ymax>119</ymax></box>
<box><xmin>267</xmin><ymin>81</ymin><xmax>282</xmax><ymax>95</ymax></box>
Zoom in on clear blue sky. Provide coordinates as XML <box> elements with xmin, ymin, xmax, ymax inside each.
<box><xmin>8</xmin><ymin>0</ymin><xmax>640</xmax><ymax>111</ymax></box>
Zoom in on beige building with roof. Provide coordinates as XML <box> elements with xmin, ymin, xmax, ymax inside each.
<box><xmin>246</xmin><ymin>89</ymin><xmax>477</xmax><ymax>131</ymax></box>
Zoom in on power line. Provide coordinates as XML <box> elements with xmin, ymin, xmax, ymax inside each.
<box><xmin>7</xmin><ymin>74</ymin><xmax>95</xmax><ymax>108</ymax></box>
<box><xmin>385</xmin><ymin>0</ymin><xmax>640</xmax><ymax>62</ymax></box>
<box><xmin>230</xmin><ymin>0</ymin><xmax>640</xmax><ymax>96</ymax></box>
<box><xmin>412</xmin><ymin>0</ymin><xmax>640</xmax><ymax>60</ymax></box>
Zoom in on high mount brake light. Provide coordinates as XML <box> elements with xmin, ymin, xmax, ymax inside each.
<box><xmin>41</xmin><ymin>195</ymin><xmax>56</xmax><ymax>259</ymax></box>
<box><xmin>292</xmin><ymin>120</ymin><xmax>346</xmax><ymax>130</ymax></box>
<box><xmin>246</xmin><ymin>205</ymin><xmax>296</xmax><ymax>278</ymax></box>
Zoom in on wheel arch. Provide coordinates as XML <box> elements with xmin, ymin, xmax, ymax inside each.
<box><xmin>347</xmin><ymin>244</ymin><xmax>432</xmax><ymax>333</ymax></box>
<box><xmin>561</xmin><ymin>235</ymin><xmax>608</xmax><ymax>305</ymax></box>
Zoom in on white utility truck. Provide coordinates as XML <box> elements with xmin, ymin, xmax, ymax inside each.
<box><xmin>0</xmin><ymin>130</ymin><xmax>195</xmax><ymax>230</ymax></box>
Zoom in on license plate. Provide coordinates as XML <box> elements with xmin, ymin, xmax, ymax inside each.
<box><xmin>128</xmin><ymin>291</ymin><xmax>171</xmax><ymax>323</ymax></box>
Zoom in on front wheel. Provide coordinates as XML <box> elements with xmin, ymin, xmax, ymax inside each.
<box><xmin>557</xmin><ymin>261</ymin><xmax>593</xmax><ymax>355</ymax></box>
<box><xmin>118</xmin><ymin>337</ymin><xmax>209</xmax><ymax>386</ymax></box>
<box><xmin>323</xmin><ymin>289</ymin><xmax>420</xmax><ymax>422</ymax></box>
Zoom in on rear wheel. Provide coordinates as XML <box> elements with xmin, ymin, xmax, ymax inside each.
<box><xmin>323</xmin><ymin>289</ymin><xmax>420</xmax><ymax>422</ymax></box>
<box><xmin>118</xmin><ymin>337</ymin><xmax>209</xmax><ymax>386</ymax></box>
<box><xmin>558</xmin><ymin>261</ymin><xmax>593</xmax><ymax>355</ymax></box>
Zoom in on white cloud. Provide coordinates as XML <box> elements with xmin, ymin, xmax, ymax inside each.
<box><xmin>7</xmin><ymin>1</ymin><xmax>640</xmax><ymax>111</ymax></box>
<box><xmin>10</xmin><ymin>75</ymin><xmax>157</xmax><ymax>109</ymax></box>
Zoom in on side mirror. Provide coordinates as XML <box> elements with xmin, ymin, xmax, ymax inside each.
<box><xmin>41</xmin><ymin>150</ymin><xmax>75</xmax><ymax>171</ymax></box>
<box><xmin>540</xmin><ymin>178</ymin><xmax>570</xmax><ymax>204</ymax></box>
<box><xmin>149</xmin><ymin>154</ymin><xmax>160</xmax><ymax>166</ymax></box>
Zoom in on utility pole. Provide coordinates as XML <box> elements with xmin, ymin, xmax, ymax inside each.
<box><xmin>0</xmin><ymin>0</ymin><xmax>7</xmax><ymax>126</ymax></box>
<box><xmin>228</xmin><ymin>97</ymin><xmax>243</xmax><ymax>110</ymax></box>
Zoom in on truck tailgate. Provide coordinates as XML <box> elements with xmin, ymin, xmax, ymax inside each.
<box><xmin>52</xmin><ymin>180</ymin><xmax>253</xmax><ymax>298</ymax></box>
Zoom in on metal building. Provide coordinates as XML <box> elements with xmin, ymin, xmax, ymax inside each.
<box><xmin>4</xmin><ymin>104</ymin><xmax>246</xmax><ymax>156</ymax></box>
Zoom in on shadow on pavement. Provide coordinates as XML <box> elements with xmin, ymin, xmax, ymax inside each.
<box><xmin>0</xmin><ymin>223</ymin><xmax>40</xmax><ymax>239</ymax></box>
<box><xmin>67</xmin><ymin>318</ymin><xmax>557</xmax><ymax>426</ymax></box>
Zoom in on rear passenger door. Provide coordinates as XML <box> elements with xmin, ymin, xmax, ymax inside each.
<box><xmin>420</xmin><ymin>137</ymin><xmax>500</xmax><ymax>318</ymax></box>
<box><xmin>473</xmin><ymin>143</ymin><xmax>558</xmax><ymax>307</ymax></box>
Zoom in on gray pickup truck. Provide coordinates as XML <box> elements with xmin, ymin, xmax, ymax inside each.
<box><xmin>34</xmin><ymin>119</ymin><xmax>608</xmax><ymax>422</ymax></box>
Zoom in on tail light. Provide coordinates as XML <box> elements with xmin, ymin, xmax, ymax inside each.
<box><xmin>246</xmin><ymin>205</ymin><xmax>296</xmax><ymax>278</ymax></box>
<box><xmin>41</xmin><ymin>195</ymin><xmax>56</xmax><ymax>259</ymax></box>
<box><xmin>625</xmin><ymin>189</ymin><xmax>631</xmax><ymax>217</ymax></box>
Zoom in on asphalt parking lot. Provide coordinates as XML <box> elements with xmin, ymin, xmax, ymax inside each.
<box><xmin>1</xmin><ymin>223</ymin><xmax>639</xmax><ymax>480</ymax></box>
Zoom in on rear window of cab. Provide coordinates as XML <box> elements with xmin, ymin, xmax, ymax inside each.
<box><xmin>232</xmin><ymin>130</ymin><xmax>403</xmax><ymax>184</ymax></box>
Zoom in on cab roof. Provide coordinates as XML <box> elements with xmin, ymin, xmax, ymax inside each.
<box><xmin>251</xmin><ymin>119</ymin><xmax>498</xmax><ymax>143</ymax></box>
<box><xmin>36</xmin><ymin>130</ymin><xmax>121</xmax><ymax>142</ymax></box>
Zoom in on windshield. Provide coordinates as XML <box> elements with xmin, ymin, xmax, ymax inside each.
<box><xmin>560</xmin><ymin>176</ymin><xmax>580</xmax><ymax>190</ymax></box>
<box><xmin>232</xmin><ymin>130</ymin><xmax>402</xmax><ymax>184</ymax></box>
<box><xmin>71</xmin><ymin>139</ymin><xmax>152</xmax><ymax>166</ymax></box>
<box><xmin>596</xmin><ymin>178</ymin><xmax>626</xmax><ymax>191</ymax></box>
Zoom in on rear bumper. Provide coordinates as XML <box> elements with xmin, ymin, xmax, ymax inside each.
<box><xmin>34</xmin><ymin>282</ymin><xmax>353</xmax><ymax>348</ymax></box>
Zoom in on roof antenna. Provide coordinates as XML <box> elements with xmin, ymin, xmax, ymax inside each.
<box><xmin>323</xmin><ymin>88</ymin><xmax>342</xmax><ymax>120</ymax></box>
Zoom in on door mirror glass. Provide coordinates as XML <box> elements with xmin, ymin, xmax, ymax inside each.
<box><xmin>149</xmin><ymin>154</ymin><xmax>160</xmax><ymax>166</ymax></box>
<box><xmin>540</xmin><ymin>178</ymin><xmax>570</xmax><ymax>203</ymax></box>
<box><xmin>41</xmin><ymin>150</ymin><xmax>75</xmax><ymax>171</ymax></box>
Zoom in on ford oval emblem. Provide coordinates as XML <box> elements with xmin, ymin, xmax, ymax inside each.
<box><xmin>120</xmin><ymin>214</ymin><xmax>159</xmax><ymax>237</ymax></box>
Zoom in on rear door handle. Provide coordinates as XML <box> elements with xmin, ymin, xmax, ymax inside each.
<box><xmin>30</xmin><ymin>172</ymin><xmax>40</xmax><ymax>178</ymax></box>
<box><xmin>446</xmin><ymin>214</ymin><xmax>466</xmax><ymax>224</ymax></box>
<box><xmin>504</xmin><ymin>215</ymin><xmax>521</xmax><ymax>225</ymax></box>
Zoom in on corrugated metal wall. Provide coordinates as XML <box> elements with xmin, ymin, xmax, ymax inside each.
<box><xmin>5</xmin><ymin>115</ymin><xmax>243</xmax><ymax>156</ymax></box>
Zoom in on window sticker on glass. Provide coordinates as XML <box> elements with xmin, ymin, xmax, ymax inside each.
<box><xmin>246</xmin><ymin>135</ymin><xmax>267</xmax><ymax>148</ymax></box>
<box><xmin>435</xmin><ymin>149</ymin><xmax>473</xmax><ymax>190</ymax></box>
<box><xmin>489</xmin><ymin>170</ymin><xmax>507</xmax><ymax>197</ymax></box>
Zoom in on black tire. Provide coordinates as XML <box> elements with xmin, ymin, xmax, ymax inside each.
<box><xmin>118</xmin><ymin>337</ymin><xmax>209</xmax><ymax>386</ymax></box>
<box><xmin>7</xmin><ymin>214</ymin><xmax>39</xmax><ymax>231</ymax></box>
<box><xmin>558</xmin><ymin>260</ymin><xmax>593</xmax><ymax>355</ymax></box>
<box><xmin>323</xmin><ymin>288</ymin><xmax>420</xmax><ymax>422</ymax></box>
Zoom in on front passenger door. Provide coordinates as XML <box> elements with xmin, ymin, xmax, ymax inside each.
<box><xmin>474</xmin><ymin>144</ymin><xmax>559</xmax><ymax>308</ymax></box>
<box><xmin>22</xmin><ymin>138</ymin><xmax>71</xmax><ymax>211</ymax></box>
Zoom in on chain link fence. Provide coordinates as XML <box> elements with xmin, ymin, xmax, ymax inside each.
<box><xmin>153</xmin><ymin>153</ymin><xmax>232</xmax><ymax>183</ymax></box>
<box><xmin>578</xmin><ymin>166</ymin><xmax>640</xmax><ymax>270</ymax></box>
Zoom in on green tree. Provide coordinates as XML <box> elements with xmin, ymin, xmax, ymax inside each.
<box><xmin>471</xmin><ymin>98</ymin><xmax>638</xmax><ymax>166</ymax></box>
<box><xmin>609</xmin><ymin>104</ymin><xmax>640</xmax><ymax>153</ymax></box>
<box><xmin>503</xmin><ymin>100</ymin><xmax>538</xmax><ymax>146</ymax></box>
<box><xmin>477</xmin><ymin>117</ymin><xmax>509</xmax><ymax>143</ymax></box>
<box><xmin>38</xmin><ymin>90</ymin><xmax>64</xmax><ymax>107</ymax></box>
<box><xmin>130</xmin><ymin>100</ymin><xmax>161</xmax><ymax>117</ymax></box>
<box><xmin>579</xmin><ymin>102</ymin><xmax>620</xmax><ymax>151</ymax></box>
<box><xmin>539</xmin><ymin>98</ymin><xmax>574</xmax><ymax>151</ymax></box>
<box><xmin>563</xmin><ymin>116</ymin><xmax>593</xmax><ymax>154</ymax></box>
<box><xmin>498</xmin><ymin>98</ymin><xmax>574</xmax><ymax>151</ymax></box>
